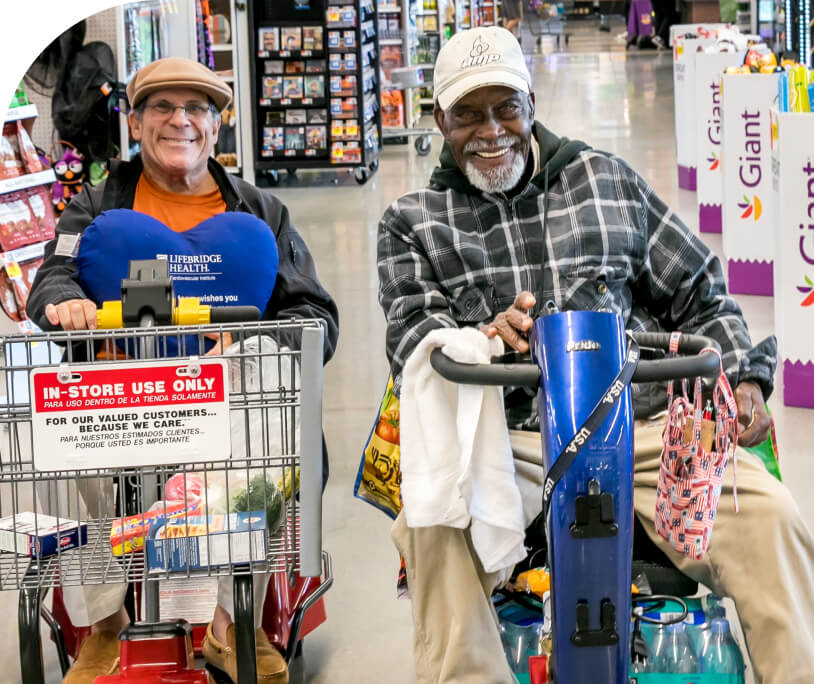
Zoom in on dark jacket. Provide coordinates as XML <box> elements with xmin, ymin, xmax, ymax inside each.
<box><xmin>378</xmin><ymin>123</ymin><xmax>776</xmax><ymax>419</ymax></box>
<box><xmin>28</xmin><ymin>155</ymin><xmax>339</xmax><ymax>361</ymax></box>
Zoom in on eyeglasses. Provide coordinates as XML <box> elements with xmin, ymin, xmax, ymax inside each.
<box><xmin>144</xmin><ymin>100</ymin><xmax>212</xmax><ymax>120</ymax></box>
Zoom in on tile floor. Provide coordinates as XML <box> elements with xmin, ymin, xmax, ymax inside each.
<box><xmin>1</xmin><ymin>19</ymin><xmax>809</xmax><ymax>684</ymax></box>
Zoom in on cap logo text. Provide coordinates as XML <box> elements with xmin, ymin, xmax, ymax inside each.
<box><xmin>566</xmin><ymin>340</ymin><xmax>601</xmax><ymax>352</ymax></box>
<box><xmin>461</xmin><ymin>37</ymin><xmax>501</xmax><ymax>69</ymax></box>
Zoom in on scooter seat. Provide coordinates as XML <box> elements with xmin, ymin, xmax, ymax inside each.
<box><xmin>517</xmin><ymin>515</ymin><xmax>699</xmax><ymax>598</ymax></box>
<box><xmin>632</xmin><ymin>516</ymin><xmax>699</xmax><ymax>597</ymax></box>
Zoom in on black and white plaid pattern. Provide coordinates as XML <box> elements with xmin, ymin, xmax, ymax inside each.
<box><xmin>378</xmin><ymin>149</ymin><xmax>776</xmax><ymax>399</ymax></box>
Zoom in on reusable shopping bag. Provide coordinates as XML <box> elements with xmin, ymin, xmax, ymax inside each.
<box><xmin>354</xmin><ymin>375</ymin><xmax>402</xmax><ymax>519</ymax></box>
<box><xmin>654</xmin><ymin>332</ymin><xmax>739</xmax><ymax>561</ymax></box>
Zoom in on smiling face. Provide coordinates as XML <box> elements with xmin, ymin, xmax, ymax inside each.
<box><xmin>128</xmin><ymin>87</ymin><xmax>221</xmax><ymax>193</ymax></box>
<box><xmin>434</xmin><ymin>85</ymin><xmax>535</xmax><ymax>194</ymax></box>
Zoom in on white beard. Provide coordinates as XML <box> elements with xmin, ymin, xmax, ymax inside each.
<box><xmin>464</xmin><ymin>149</ymin><xmax>527</xmax><ymax>194</ymax></box>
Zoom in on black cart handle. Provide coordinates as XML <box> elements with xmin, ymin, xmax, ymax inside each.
<box><xmin>429</xmin><ymin>331</ymin><xmax>722</xmax><ymax>388</ymax></box>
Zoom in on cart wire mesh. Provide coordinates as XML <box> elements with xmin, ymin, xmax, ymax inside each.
<box><xmin>0</xmin><ymin>319</ymin><xmax>325</xmax><ymax>592</ymax></box>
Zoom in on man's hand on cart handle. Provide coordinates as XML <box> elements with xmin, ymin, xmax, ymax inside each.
<box><xmin>44</xmin><ymin>299</ymin><xmax>98</xmax><ymax>331</ymax></box>
<box><xmin>735</xmin><ymin>381</ymin><xmax>770</xmax><ymax>447</ymax></box>
<box><xmin>481</xmin><ymin>291</ymin><xmax>536</xmax><ymax>354</ymax></box>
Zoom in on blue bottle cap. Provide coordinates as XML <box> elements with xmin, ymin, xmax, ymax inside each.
<box><xmin>710</xmin><ymin>618</ymin><xmax>731</xmax><ymax>634</ymax></box>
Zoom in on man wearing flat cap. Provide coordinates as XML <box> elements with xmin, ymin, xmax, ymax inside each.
<box><xmin>377</xmin><ymin>26</ymin><xmax>814</xmax><ymax>683</ymax></box>
<box><xmin>28</xmin><ymin>57</ymin><xmax>338</xmax><ymax>684</ymax></box>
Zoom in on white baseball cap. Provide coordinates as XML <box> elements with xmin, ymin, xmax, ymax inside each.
<box><xmin>433</xmin><ymin>27</ymin><xmax>532</xmax><ymax>111</ymax></box>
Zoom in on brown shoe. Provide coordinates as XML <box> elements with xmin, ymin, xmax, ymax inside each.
<box><xmin>202</xmin><ymin>622</ymin><xmax>288</xmax><ymax>683</ymax></box>
<box><xmin>63</xmin><ymin>631</ymin><xmax>120</xmax><ymax>684</ymax></box>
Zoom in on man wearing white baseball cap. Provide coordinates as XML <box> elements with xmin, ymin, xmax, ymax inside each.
<box><xmin>377</xmin><ymin>26</ymin><xmax>814</xmax><ymax>684</ymax></box>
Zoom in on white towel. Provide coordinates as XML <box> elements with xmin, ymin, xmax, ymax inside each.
<box><xmin>400</xmin><ymin>327</ymin><xmax>527</xmax><ymax>573</ymax></box>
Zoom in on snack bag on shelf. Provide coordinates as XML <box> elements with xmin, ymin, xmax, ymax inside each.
<box><xmin>0</xmin><ymin>269</ymin><xmax>21</xmax><ymax>321</ymax></box>
<box><xmin>0</xmin><ymin>191</ymin><xmax>42</xmax><ymax>251</ymax></box>
<box><xmin>0</xmin><ymin>124</ymin><xmax>23</xmax><ymax>180</ymax></box>
<box><xmin>15</xmin><ymin>122</ymin><xmax>42</xmax><ymax>174</ymax></box>
<box><xmin>25</xmin><ymin>186</ymin><xmax>56</xmax><ymax>240</ymax></box>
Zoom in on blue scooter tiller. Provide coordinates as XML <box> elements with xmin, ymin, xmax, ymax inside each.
<box><xmin>430</xmin><ymin>309</ymin><xmax>722</xmax><ymax>683</ymax></box>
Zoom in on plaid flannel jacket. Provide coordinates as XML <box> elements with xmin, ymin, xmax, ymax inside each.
<box><xmin>377</xmin><ymin>129</ymin><xmax>776</xmax><ymax>413</ymax></box>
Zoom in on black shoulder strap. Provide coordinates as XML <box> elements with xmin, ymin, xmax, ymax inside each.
<box><xmin>540</xmin><ymin>337</ymin><xmax>640</xmax><ymax>522</ymax></box>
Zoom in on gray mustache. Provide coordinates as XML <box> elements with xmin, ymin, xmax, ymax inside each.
<box><xmin>464</xmin><ymin>136</ymin><xmax>521</xmax><ymax>153</ymax></box>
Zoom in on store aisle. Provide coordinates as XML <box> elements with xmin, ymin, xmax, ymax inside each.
<box><xmin>4</xmin><ymin>32</ymin><xmax>807</xmax><ymax>684</ymax></box>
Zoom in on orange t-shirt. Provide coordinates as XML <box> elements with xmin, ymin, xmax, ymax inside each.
<box><xmin>132</xmin><ymin>172</ymin><xmax>226</xmax><ymax>232</ymax></box>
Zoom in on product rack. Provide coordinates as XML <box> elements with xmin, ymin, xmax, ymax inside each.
<box><xmin>378</xmin><ymin>0</ymin><xmax>439</xmax><ymax>154</ymax></box>
<box><xmin>415</xmin><ymin>0</ymin><xmax>451</xmax><ymax>107</ymax></box>
<box><xmin>0</xmin><ymin>104</ymin><xmax>56</xmax><ymax>332</ymax></box>
<box><xmin>249</xmin><ymin>0</ymin><xmax>382</xmax><ymax>185</ymax></box>
<box><xmin>470</xmin><ymin>0</ymin><xmax>501</xmax><ymax>26</ymax></box>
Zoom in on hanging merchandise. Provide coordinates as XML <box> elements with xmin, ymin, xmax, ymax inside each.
<box><xmin>196</xmin><ymin>0</ymin><xmax>215</xmax><ymax>69</ymax></box>
<box><xmin>123</xmin><ymin>2</ymin><xmax>171</xmax><ymax>82</ymax></box>
<box><xmin>251</xmin><ymin>0</ymin><xmax>382</xmax><ymax>185</ymax></box>
<box><xmin>51</xmin><ymin>40</ymin><xmax>125</xmax><ymax>176</ymax></box>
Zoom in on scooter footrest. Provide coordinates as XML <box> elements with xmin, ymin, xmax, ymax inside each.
<box><xmin>570</xmin><ymin>599</ymin><xmax>619</xmax><ymax>647</ymax></box>
<box><xmin>570</xmin><ymin>491</ymin><xmax>618</xmax><ymax>539</ymax></box>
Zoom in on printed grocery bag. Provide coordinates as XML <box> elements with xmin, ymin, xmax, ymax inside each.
<box><xmin>743</xmin><ymin>407</ymin><xmax>781</xmax><ymax>481</ymax></box>
<box><xmin>354</xmin><ymin>375</ymin><xmax>402</xmax><ymax>519</ymax></box>
<box><xmin>655</xmin><ymin>333</ymin><xmax>739</xmax><ymax>561</ymax></box>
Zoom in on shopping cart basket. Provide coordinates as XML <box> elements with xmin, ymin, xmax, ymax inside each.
<box><xmin>382</xmin><ymin>66</ymin><xmax>442</xmax><ymax>156</ymax></box>
<box><xmin>0</xmin><ymin>268</ymin><xmax>331</xmax><ymax>683</ymax></box>
<box><xmin>526</xmin><ymin>0</ymin><xmax>574</xmax><ymax>48</ymax></box>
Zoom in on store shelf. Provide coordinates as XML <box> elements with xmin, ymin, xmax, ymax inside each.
<box><xmin>0</xmin><ymin>241</ymin><xmax>46</xmax><ymax>265</ymax></box>
<box><xmin>4</xmin><ymin>105</ymin><xmax>38</xmax><ymax>123</ymax></box>
<box><xmin>380</xmin><ymin>38</ymin><xmax>404</xmax><ymax>44</ymax></box>
<box><xmin>211</xmin><ymin>43</ymin><xmax>233</xmax><ymax>52</ymax></box>
<box><xmin>0</xmin><ymin>169</ymin><xmax>56</xmax><ymax>196</ymax></box>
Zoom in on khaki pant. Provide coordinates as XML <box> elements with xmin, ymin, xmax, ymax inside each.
<box><xmin>392</xmin><ymin>422</ymin><xmax>814</xmax><ymax>684</ymax></box>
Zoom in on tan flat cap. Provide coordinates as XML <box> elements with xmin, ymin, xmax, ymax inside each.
<box><xmin>127</xmin><ymin>57</ymin><xmax>232</xmax><ymax>112</ymax></box>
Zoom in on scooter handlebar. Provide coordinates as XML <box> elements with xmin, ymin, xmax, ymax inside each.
<box><xmin>429</xmin><ymin>331</ymin><xmax>722</xmax><ymax>388</ymax></box>
<box><xmin>208</xmin><ymin>305</ymin><xmax>261</xmax><ymax>323</ymax></box>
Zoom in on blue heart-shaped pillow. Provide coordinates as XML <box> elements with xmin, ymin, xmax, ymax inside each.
<box><xmin>76</xmin><ymin>208</ymin><xmax>279</xmax><ymax>354</ymax></box>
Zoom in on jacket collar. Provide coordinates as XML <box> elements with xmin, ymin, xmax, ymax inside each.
<box><xmin>102</xmin><ymin>155</ymin><xmax>243</xmax><ymax>211</ymax></box>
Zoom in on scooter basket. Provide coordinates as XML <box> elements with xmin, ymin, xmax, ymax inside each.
<box><xmin>654</xmin><ymin>333</ymin><xmax>738</xmax><ymax>561</ymax></box>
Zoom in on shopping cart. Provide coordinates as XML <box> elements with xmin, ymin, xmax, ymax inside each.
<box><xmin>0</xmin><ymin>260</ymin><xmax>332</xmax><ymax>683</ymax></box>
<box><xmin>525</xmin><ymin>0</ymin><xmax>574</xmax><ymax>48</ymax></box>
<box><xmin>381</xmin><ymin>66</ymin><xmax>442</xmax><ymax>156</ymax></box>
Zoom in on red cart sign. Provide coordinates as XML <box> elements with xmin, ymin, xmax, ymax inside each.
<box><xmin>30</xmin><ymin>359</ymin><xmax>230</xmax><ymax>471</ymax></box>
